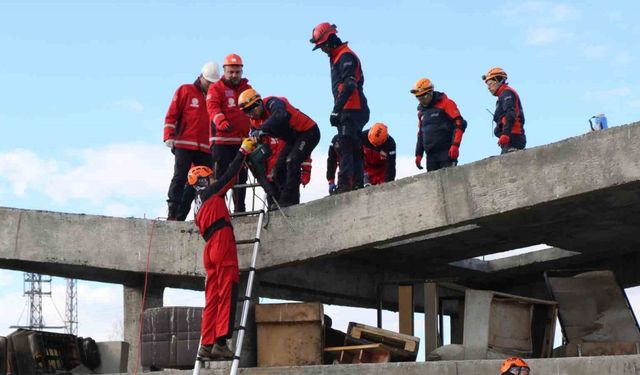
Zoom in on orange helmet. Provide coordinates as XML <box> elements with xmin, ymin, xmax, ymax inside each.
<box><xmin>310</xmin><ymin>22</ymin><xmax>337</xmax><ymax>50</ymax></box>
<box><xmin>368</xmin><ymin>123</ymin><xmax>389</xmax><ymax>147</ymax></box>
<box><xmin>238</xmin><ymin>88</ymin><xmax>262</xmax><ymax>111</ymax></box>
<box><xmin>410</xmin><ymin>78</ymin><xmax>434</xmax><ymax>97</ymax></box>
<box><xmin>223</xmin><ymin>53</ymin><xmax>243</xmax><ymax>67</ymax></box>
<box><xmin>483</xmin><ymin>67</ymin><xmax>507</xmax><ymax>82</ymax></box>
<box><xmin>500</xmin><ymin>357</ymin><xmax>530</xmax><ymax>375</ymax></box>
<box><xmin>187</xmin><ymin>166</ymin><xmax>214</xmax><ymax>186</ymax></box>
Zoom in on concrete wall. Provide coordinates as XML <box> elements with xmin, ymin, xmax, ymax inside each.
<box><xmin>103</xmin><ymin>355</ymin><xmax>640</xmax><ymax>375</ymax></box>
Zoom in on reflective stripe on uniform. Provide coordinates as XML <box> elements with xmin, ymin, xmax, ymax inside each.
<box><xmin>164</xmin><ymin>123</ymin><xmax>176</xmax><ymax>129</ymax></box>
<box><xmin>175</xmin><ymin>140</ymin><xmax>199</xmax><ymax>146</ymax></box>
<box><xmin>211</xmin><ymin>136</ymin><xmax>243</xmax><ymax>142</ymax></box>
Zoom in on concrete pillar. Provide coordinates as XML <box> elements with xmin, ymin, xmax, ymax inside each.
<box><xmin>450</xmin><ymin>299</ymin><xmax>465</xmax><ymax>345</ymax></box>
<box><xmin>123</xmin><ymin>284</ymin><xmax>164</xmax><ymax>374</ymax></box>
<box><xmin>232</xmin><ymin>272</ymin><xmax>259</xmax><ymax>368</ymax></box>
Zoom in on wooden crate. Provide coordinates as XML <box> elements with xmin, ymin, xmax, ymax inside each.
<box><xmin>255</xmin><ymin>302</ymin><xmax>324</xmax><ymax>367</ymax></box>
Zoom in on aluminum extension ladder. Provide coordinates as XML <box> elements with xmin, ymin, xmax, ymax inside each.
<box><xmin>192</xmin><ymin>188</ymin><xmax>269</xmax><ymax>375</ymax></box>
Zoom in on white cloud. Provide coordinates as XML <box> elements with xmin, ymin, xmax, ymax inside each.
<box><xmin>0</xmin><ymin>149</ymin><xmax>59</xmax><ymax>196</ymax></box>
<box><xmin>114</xmin><ymin>98</ymin><xmax>144</xmax><ymax>113</ymax></box>
<box><xmin>0</xmin><ymin>143</ymin><xmax>173</xmax><ymax>205</ymax></box>
<box><xmin>526</xmin><ymin>26</ymin><xmax>571</xmax><ymax>46</ymax></box>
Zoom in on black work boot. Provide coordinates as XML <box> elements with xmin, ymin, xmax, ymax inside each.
<box><xmin>166</xmin><ymin>201</ymin><xmax>179</xmax><ymax>221</ymax></box>
<box><xmin>197</xmin><ymin>344</ymin><xmax>234</xmax><ymax>361</ymax></box>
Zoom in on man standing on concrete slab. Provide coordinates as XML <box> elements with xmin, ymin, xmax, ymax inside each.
<box><xmin>206</xmin><ymin>54</ymin><xmax>252</xmax><ymax>213</ymax></box>
<box><xmin>361</xmin><ymin>122</ymin><xmax>396</xmax><ymax>186</ymax></box>
<box><xmin>239</xmin><ymin>88</ymin><xmax>320</xmax><ymax>207</ymax></box>
<box><xmin>500</xmin><ymin>357</ymin><xmax>530</xmax><ymax>374</ymax></box>
<box><xmin>412</xmin><ymin>78</ymin><xmax>467</xmax><ymax>172</ymax></box>
<box><xmin>187</xmin><ymin>138</ymin><xmax>257</xmax><ymax>361</ymax></box>
<box><xmin>483</xmin><ymin>67</ymin><xmax>526</xmax><ymax>154</ymax></box>
<box><xmin>311</xmin><ymin>22</ymin><xmax>369</xmax><ymax>193</ymax></box>
<box><xmin>164</xmin><ymin>62</ymin><xmax>220</xmax><ymax>220</ymax></box>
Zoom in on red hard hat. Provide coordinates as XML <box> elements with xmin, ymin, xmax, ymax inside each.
<box><xmin>223</xmin><ymin>53</ymin><xmax>243</xmax><ymax>67</ymax></box>
<box><xmin>310</xmin><ymin>22</ymin><xmax>337</xmax><ymax>50</ymax></box>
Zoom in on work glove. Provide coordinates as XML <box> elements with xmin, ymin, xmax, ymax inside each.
<box><xmin>415</xmin><ymin>155</ymin><xmax>424</xmax><ymax>170</ymax></box>
<box><xmin>498</xmin><ymin>134</ymin><xmax>510</xmax><ymax>147</ymax></box>
<box><xmin>301</xmin><ymin>166</ymin><xmax>311</xmax><ymax>187</ymax></box>
<box><xmin>328</xmin><ymin>180</ymin><xmax>337</xmax><ymax>195</ymax></box>
<box><xmin>218</xmin><ymin>120</ymin><xmax>233</xmax><ymax>132</ymax></box>
<box><xmin>164</xmin><ymin>139</ymin><xmax>175</xmax><ymax>148</ymax></box>
<box><xmin>329</xmin><ymin>111</ymin><xmax>341</xmax><ymax>127</ymax></box>
<box><xmin>240</xmin><ymin>138</ymin><xmax>257</xmax><ymax>155</ymax></box>
<box><xmin>448</xmin><ymin>144</ymin><xmax>459</xmax><ymax>160</ymax></box>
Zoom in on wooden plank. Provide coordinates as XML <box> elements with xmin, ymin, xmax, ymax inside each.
<box><xmin>324</xmin><ymin>344</ymin><xmax>383</xmax><ymax>352</ymax></box>
<box><xmin>347</xmin><ymin>322</ymin><xmax>419</xmax><ymax>353</ymax></box>
<box><xmin>399</xmin><ymin>285</ymin><xmax>414</xmax><ymax>336</ymax></box>
<box><xmin>424</xmin><ymin>282</ymin><xmax>439</xmax><ymax>355</ymax></box>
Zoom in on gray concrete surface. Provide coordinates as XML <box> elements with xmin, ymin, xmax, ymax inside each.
<box><xmin>2</xmin><ymin>122</ymin><xmax>640</xmax><ymax>309</ymax></box>
<box><xmin>94</xmin><ymin>341</ymin><xmax>129</xmax><ymax>374</ymax></box>
<box><xmin>103</xmin><ymin>355</ymin><xmax>640</xmax><ymax>375</ymax></box>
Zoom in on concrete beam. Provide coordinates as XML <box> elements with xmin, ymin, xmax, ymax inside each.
<box><xmin>102</xmin><ymin>355</ymin><xmax>640</xmax><ymax>375</ymax></box>
<box><xmin>3</xmin><ymin>122</ymin><xmax>640</xmax><ymax>308</ymax></box>
<box><xmin>449</xmin><ymin>247</ymin><xmax>580</xmax><ymax>273</ymax></box>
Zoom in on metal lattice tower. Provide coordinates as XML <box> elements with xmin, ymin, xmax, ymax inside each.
<box><xmin>23</xmin><ymin>272</ymin><xmax>51</xmax><ymax>330</ymax></box>
<box><xmin>65</xmin><ymin>278</ymin><xmax>78</xmax><ymax>335</ymax></box>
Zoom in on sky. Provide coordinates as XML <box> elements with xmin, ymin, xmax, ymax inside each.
<box><xmin>1</xmin><ymin>0</ymin><xmax>640</xmax><ymax>359</ymax></box>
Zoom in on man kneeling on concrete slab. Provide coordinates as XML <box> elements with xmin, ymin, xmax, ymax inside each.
<box><xmin>500</xmin><ymin>357</ymin><xmax>530</xmax><ymax>375</ymax></box>
<box><xmin>187</xmin><ymin>138</ymin><xmax>257</xmax><ymax>361</ymax></box>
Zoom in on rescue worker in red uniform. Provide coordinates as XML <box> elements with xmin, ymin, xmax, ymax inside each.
<box><xmin>164</xmin><ymin>62</ymin><xmax>220</xmax><ymax>220</ymax></box>
<box><xmin>187</xmin><ymin>138</ymin><xmax>257</xmax><ymax>361</ymax></box>
<box><xmin>361</xmin><ymin>123</ymin><xmax>396</xmax><ymax>186</ymax></box>
<box><xmin>311</xmin><ymin>22</ymin><xmax>369</xmax><ymax>193</ymax></box>
<box><xmin>500</xmin><ymin>357</ymin><xmax>530</xmax><ymax>375</ymax></box>
<box><xmin>483</xmin><ymin>67</ymin><xmax>526</xmax><ymax>154</ymax></box>
<box><xmin>412</xmin><ymin>78</ymin><xmax>467</xmax><ymax>172</ymax></box>
<box><xmin>263</xmin><ymin>137</ymin><xmax>313</xmax><ymax>205</ymax></box>
<box><xmin>206</xmin><ymin>54</ymin><xmax>252</xmax><ymax>212</ymax></box>
<box><xmin>238</xmin><ymin>88</ymin><xmax>320</xmax><ymax>207</ymax></box>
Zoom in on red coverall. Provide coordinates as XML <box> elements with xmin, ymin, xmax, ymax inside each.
<box><xmin>194</xmin><ymin>150</ymin><xmax>246</xmax><ymax>345</ymax></box>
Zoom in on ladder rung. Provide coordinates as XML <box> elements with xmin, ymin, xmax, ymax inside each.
<box><xmin>236</xmin><ymin>238</ymin><xmax>259</xmax><ymax>245</ymax></box>
<box><xmin>230</xmin><ymin>210</ymin><xmax>264</xmax><ymax>218</ymax></box>
<box><xmin>233</xmin><ymin>183</ymin><xmax>262</xmax><ymax>189</ymax></box>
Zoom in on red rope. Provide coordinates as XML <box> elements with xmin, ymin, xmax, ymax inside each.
<box><xmin>133</xmin><ymin>218</ymin><xmax>157</xmax><ymax>375</ymax></box>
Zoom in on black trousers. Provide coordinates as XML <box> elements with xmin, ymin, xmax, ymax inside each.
<box><xmin>273</xmin><ymin>125</ymin><xmax>320</xmax><ymax>206</ymax></box>
<box><xmin>212</xmin><ymin>144</ymin><xmax>248</xmax><ymax>212</ymax></box>
<box><xmin>167</xmin><ymin>148</ymin><xmax>213</xmax><ymax>220</ymax></box>
<box><xmin>336</xmin><ymin>111</ymin><xmax>368</xmax><ymax>190</ymax></box>
<box><xmin>426</xmin><ymin>150</ymin><xmax>455</xmax><ymax>172</ymax></box>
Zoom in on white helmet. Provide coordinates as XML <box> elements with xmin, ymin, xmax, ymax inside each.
<box><xmin>201</xmin><ymin>61</ymin><xmax>220</xmax><ymax>83</ymax></box>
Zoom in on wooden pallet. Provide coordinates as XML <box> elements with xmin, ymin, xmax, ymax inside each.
<box><xmin>347</xmin><ymin>322</ymin><xmax>420</xmax><ymax>355</ymax></box>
